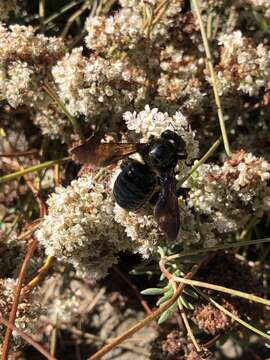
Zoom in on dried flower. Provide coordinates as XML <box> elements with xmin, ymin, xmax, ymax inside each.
<box><xmin>188</xmin><ymin>150</ymin><xmax>270</xmax><ymax>234</ymax></box>
<box><xmin>193</xmin><ymin>254</ymin><xmax>264</xmax><ymax>335</ymax></box>
<box><xmin>0</xmin><ymin>278</ymin><xmax>42</xmax><ymax>351</ymax></box>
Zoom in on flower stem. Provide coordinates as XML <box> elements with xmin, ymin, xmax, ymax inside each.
<box><xmin>0</xmin><ymin>157</ymin><xmax>70</xmax><ymax>184</ymax></box>
<box><xmin>191</xmin><ymin>0</ymin><xmax>231</xmax><ymax>157</ymax></box>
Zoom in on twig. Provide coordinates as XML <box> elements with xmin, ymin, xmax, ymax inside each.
<box><xmin>61</xmin><ymin>1</ymin><xmax>91</xmax><ymax>38</ymax></box>
<box><xmin>23</xmin><ymin>256</ymin><xmax>55</xmax><ymax>294</ymax></box>
<box><xmin>239</xmin><ymin>215</ymin><xmax>259</xmax><ymax>241</ymax></box>
<box><xmin>87</xmin><ymin>265</ymin><xmax>199</xmax><ymax>360</ymax></box>
<box><xmin>1</xmin><ymin>239</ymin><xmax>38</xmax><ymax>360</ymax></box>
<box><xmin>0</xmin><ymin>316</ymin><xmax>57</xmax><ymax>360</ymax></box>
<box><xmin>164</xmin><ymin>237</ymin><xmax>270</xmax><ymax>262</ymax></box>
<box><xmin>54</xmin><ymin>161</ymin><xmax>61</xmax><ymax>187</ymax></box>
<box><xmin>171</xmin><ymin>281</ymin><xmax>201</xmax><ymax>352</ymax></box>
<box><xmin>0</xmin><ymin>156</ymin><xmax>70</xmax><ymax>184</ymax></box>
<box><xmin>178</xmin><ymin>136</ymin><xmax>222</xmax><ymax>188</ymax></box>
<box><xmin>34</xmin><ymin>0</ymin><xmax>84</xmax><ymax>32</ymax></box>
<box><xmin>0</xmin><ymin>150</ymin><xmax>38</xmax><ymax>158</ymax></box>
<box><xmin>160</xmin><ymin>256</ymin><xmax>270</xmax><ymax>307</ymax></box>
<box><xmin>17</xmin><ymin>220</ymin><xmax>42</xmax><ymax>241</ymax></box>
<box><xmin>113</xmin><ymin>266</ymin><xmax>153</xmax><ymax>315</ymax></box>
<box><xmin>191</xmin><ymin>0</ymin><xmax>231</xmax><ymax>157</ymax></box>
<box><xmin>50</xmin><ymin>311</ymin><xmax>58</xmax><ymax>356</ymax></box>
<box><xmin>43</xmin><ymin>319</ymin><xmax>149</xmax><ymax>356</ymax></box>
<box><xmin>39</xmin><ymin>0</ymin><xmax>46</xmax><ymax>32</ymax></box>
<box><xmin>83</xmin><ymin>288</ymin><xmax>105</xmax><ymax>314</ymax></box>
<box><xmin>23</xmin><ymin>176</ymin><xmax>46</xmax><ymax>217</ymax></box>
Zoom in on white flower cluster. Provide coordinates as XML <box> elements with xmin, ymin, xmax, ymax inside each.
<box><xmin>83</xmin><ymin>1</ymin><xmax>206</xmax><ymax>116</ymax></box>
<box><xmin>188</xmin><ymin>150</ymin><xmax>270</xmax><ymax>233</ymax></box>
<box><xmin>215</xmin><ymin>30</ymin><xmax>270</xmax><ymax>96</ymax></box>
<box><xmin>85</xmin><ymin>10</ymin><xmax>143</xmax><ymax>52</ymax></box>
<box><xmin>36</xmin><ymin>106</ymin><xmax>199</xmax><ymax>261</ymax></box>
<box><xmin>124</xmin><ymin>105</ymin><xmax>199</xmax><ymax>163</ymax></box>
<box><xmin>85</xmin><ymin>0</ymin><xmax>184</xmax><ymax>52</ymax></box>
<box><xmin>0</xmin><ymin>278</ymin><xmax>42</xmax><ymax>351</ymax></box>
<box><xmin>52</xmin><ymin>47</ymin><xmax>147</xmax><ymax>118</ymax></box>
<box><xmin>157</xmin><ymin>45</ymin><xmax>206</xmax><ymax>112</ymax></box>
<box><xmin>35</xmin><ymin>172</ymin><xmax>130</xmax><ymax>279</ymax></box>
<box><xmin>0</xmin><ymin>23</ymin><xmax>69</xmax><ymax>139</ymax></box>
<box><xmin>114</xmin><ymin>204</ymin><xmax>162</xmax><ymax>258</ymax></box>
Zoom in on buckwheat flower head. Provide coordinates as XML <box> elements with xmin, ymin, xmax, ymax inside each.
<box><xmin>85</xmin><ymin>10</ymin><xmax>143</xmax><ymax>52</ymax></box>
<box><xmin>31</xmin><ymin>100</ymin><xmax>71</xmax><ymax>141</ymax></box>
<box><xmin>0</xmin><ymin>24</ymin><xmax>65</xmax><ymax>63</ymax></box>
<box><xmin>188</xmin><ymin>150</ymin><xmax>270</xmax><ymax>233</ymax></box>
<box><xmin>35</xmin><ymin>171</ymin><xmax>130</xmax><ymax>279</ymax></box>
<box><xmin>123</xmin><ymin>105</ymin><xmax>199</xmax><ymax>164</ymax></box>
<box><xmin>0</xmin><ymin>23</ymin><xmax>68</xmax><ymax>138</ymax></box>
<box><xmin>114</xmin><ymin>203</ymin><xmax>162</xmax><ymax>258</ymax></box>
<box><xmin>215</xmin><ymin>31</ymin><xmax>270</xmax><ymax>96</ymax></box>
<box><xmin>3</xmin><ymin>60</ymin><xmax>33</xmax><ymax>108</ymax></box>
<box><xmin>178</xmin><ymin>200</ymin><xmax>221</xmax><ymax>249</ymax></box>
<box><xmin>52</xmin><ymin>47</ymin><xmax>148</xmax><ymax>118</ymax></box>
<box><xmin>85</xmin><ymin>0</ymin><xmax>184</xmax><ymax>52</ymax></box>
<box><xmin>0</xmin><ymin>278</ymin><xmax>42</xmax><ymax>350</ymax></box>
<box><xmin>157</xmin><ymin>45</ymin><xmax>205</xmax><ymax>112</ymax></box>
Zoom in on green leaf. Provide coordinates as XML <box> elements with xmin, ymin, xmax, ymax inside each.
<box><xmin>141</xmin><ymin>288</ymin><xmax>165</xmax><ymax>295</ymax></box>
<box><xmin>180</xmin><ymin>295</ymin><xmax>194</xmax><ymax>310</ymax></box>
<box><xmin>177</xmin><ymin>254</ymin><xmax>207</xmax><ymax>263</ymax></box>
<box><xmin>158</xmin><ymin>302</ymin><xmax>178</xmax><ymax>324</ymax></box>
<box><xmin>183</xmin><ymin>287</ymin><xmax>198</xmax><ymax>299</ymax></box>
<box><xmin>156</xmin><ymin>288</ymin><xmax>173</xmax><ymax>306</ymax></box>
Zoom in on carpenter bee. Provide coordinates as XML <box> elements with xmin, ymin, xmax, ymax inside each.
<box><xmin>71</xmin><ymin>129</ymin><xmax>187</xmax><ymax>241</ymax></box>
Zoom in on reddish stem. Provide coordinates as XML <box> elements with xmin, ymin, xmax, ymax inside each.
<box><xmin>1</xmin><ymin>239</ymin><xmax>38</xmax><ymax>360</ymax></box>
<box><xmin>0</xmin><ymin>316</ymin><xmax>56</xmax><ymax>360</ymax></box>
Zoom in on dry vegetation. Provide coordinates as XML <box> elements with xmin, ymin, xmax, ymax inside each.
<box><xmin>1</xmin><ymin>0</ymin><xmax>270</xmax><ymax>359</ymax></box>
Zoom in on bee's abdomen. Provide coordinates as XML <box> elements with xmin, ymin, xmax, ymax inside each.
<box><xmin>113</xmin><ymin>160</ymin><xmax>156</xmax><ymax>211</ymax></box>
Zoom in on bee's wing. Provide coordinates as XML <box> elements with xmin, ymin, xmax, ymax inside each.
<box><xmin>154</xmin><ymin>171</ymin><xmax>180</xmax><ymax>241</ymax></box>
<box><xmin>70</xmin><ymin>138</ymin><xmax>143</xmax><ymax>167</ymax></box>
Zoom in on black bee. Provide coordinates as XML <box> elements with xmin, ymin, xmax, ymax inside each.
<box><xmin>71</xmin><ymin>129</ymin><xmax>187</xmax><ymax>241</ymax></box>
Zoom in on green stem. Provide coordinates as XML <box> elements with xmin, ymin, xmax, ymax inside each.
<box><xmin>34</xmin><ymin>0</ymin><xmax>84</xmax><ymax>32</ymax></box>
<box><xmin>191</xmin><ymin>0</ymin><xmax>231</xmax><ymax>157</ymax></box>
<box><xmin>0</xmin><ymin>157</ymin><xmax>70</xmax><ymax>184</ymax></box>
<box><xmin>43</xmin><ymin>84</ymin><xmax>84</xmax><ymax>141</ymax></box>
<box><xmin>39</xmin><ymin>0</ymin><xmax>46</xmax><ymax>32</ymax></box>
<box><xmin>169</xmin><ymin>275</ymin><xmax>270</xmax><ymax>307</ymax></box>
<box><xmin>179</xmin><ymin>136</ymin><xmax>222</xmax><ymax>187</ymax></box>
<box><xmin>166</xmin><ymin>237</ymin><xmax>270</xmax><ymax>261</ymax></box>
